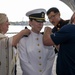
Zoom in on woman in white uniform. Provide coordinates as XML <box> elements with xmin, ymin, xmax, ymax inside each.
<box><xmin>18</xmin><ymin>8</ymin><xmax>55</xmax><ymax>75</ymax></box>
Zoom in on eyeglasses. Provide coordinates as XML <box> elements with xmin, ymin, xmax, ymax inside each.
<box><xmin>48</xmin><ymin>13</ymin><xmax>58</xmax><ymax>20</ymax></box>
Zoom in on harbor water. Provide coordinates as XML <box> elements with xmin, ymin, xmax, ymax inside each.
<box><xmin>6</xmin><ymin>25</ymin><xmax>54</xmax><ymax>37</ymax></box>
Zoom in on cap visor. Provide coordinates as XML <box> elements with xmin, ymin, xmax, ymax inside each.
<box><xmin>35</xmin><ymin>19</ymin><xmax>46</xmax><ymax>23</ymax></box>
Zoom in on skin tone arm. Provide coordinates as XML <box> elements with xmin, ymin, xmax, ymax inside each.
<box><xmin>43</xmin><ymin>27</ymin><xmax>60</xmax><ymax>50</ymax></box>
<box><xmin>43</xmin><ymin>27</ymin><xmax>55</xmax><ymax>46</ymax></box>
<box><xmin>12</xmin><ymin>29</ymin><xmax>31</xmax><ymax>46</ymax></box>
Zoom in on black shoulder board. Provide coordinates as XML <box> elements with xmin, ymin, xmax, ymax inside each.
<box><xmin>41</xmin><ymin>32</ymin><xmax>44</xmax><ymax>35</ymax></box>
<box><xmin>22</xmin><ymin>35</ymin><xmax>28</xmax><ymax>37</ymax></box>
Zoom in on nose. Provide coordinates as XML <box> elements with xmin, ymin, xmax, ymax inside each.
<box><xmin>8</xmin><ymin>22</ymin><xmax>10</xmax><ymax>25</ymax></box>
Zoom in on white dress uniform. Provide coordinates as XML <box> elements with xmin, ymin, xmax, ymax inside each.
<box><xmin>18</xmin><ymin>31</ymin><xmax>55</xmax><ymax>75</ymax></box>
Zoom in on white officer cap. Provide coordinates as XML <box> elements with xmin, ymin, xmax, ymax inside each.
<box><xmin>26</xmin><ymin>8</ymin><xmax>46</xmax><ymax>22</ymax></box>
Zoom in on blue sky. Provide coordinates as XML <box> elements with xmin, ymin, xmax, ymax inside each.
<box><xmin>0</xmin><ymin>0</ymin><xmax>73</xmax><ymax>21</ymax></box>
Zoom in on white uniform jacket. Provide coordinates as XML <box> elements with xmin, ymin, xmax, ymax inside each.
<box><xmin>18</xmin><ymin>31</ymin><xmax>55</xmax><ymax>75</ymax></box>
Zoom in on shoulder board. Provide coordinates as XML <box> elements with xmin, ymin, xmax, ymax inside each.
<box><xmin>40</xmin><ymin>32</ymin><xmax>44</xmax><ymax>35</ymax></box>
<box><xmin>22</xmin><ymin>35</ymin><xmax>28</xmax><ymax>37</ymax></box>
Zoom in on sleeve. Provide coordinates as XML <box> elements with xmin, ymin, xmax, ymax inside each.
<box><xmin>51</xmin><ymin>26</ymin><xmax>70</xmax><ymax>45</ymax></box>
<box><xmin>42</xmin><ymin>46</ymin><xmax>55</xmax><ymax>75</ymax></box>
<box><xmin>17</xmin><ymin>38</ymin><xmax>36</xmax><ymax>75</ymax></box>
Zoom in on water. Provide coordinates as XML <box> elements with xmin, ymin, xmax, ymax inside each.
<box><xmin>6</xmin><ymin>25</ymin><xmax>54</xmax><ymax>37</ymax></box>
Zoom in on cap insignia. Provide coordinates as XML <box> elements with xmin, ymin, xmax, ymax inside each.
<box><xmin>41</xmin><ymin>13</ymin><xmax>45</xmax><ymax>18</ymax></box>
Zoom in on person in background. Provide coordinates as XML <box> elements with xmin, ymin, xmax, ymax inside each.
<box><xmin>47</xmin><ymin>7</ymin><xmax>70</xmax><ymax>53</ymax></box>
<box><xmin>18</xmin><ymin>8</ymin><xmax>55</xmax><ymax>75</ymax></box>
<box><xmin>43</xmin><ymin>12</ymin><xmax>75</xmax><ymax>75</ymax></box>
<box><xmin>0</xmin><ymin>13</ymin><xmax>31</xmax><ymax>75</ymax></box>
<box><xmin>70</xmin><ymin>12</ymin><xmax>75</xmax><ymax>24</ymax></box>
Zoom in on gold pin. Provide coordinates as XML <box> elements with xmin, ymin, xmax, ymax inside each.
<box><xmin>39</xmin><ymin>63</ymin><xmax>42</xmax><ymax>65</ymax></box>
<box><xmin>39</xmin><ymin>57</ymin><xmax>41</xmax><ymax>59</ymax></box>
<box><xmin>36</xmin><ymin>38</ymin><xmax>38</xmax><ymax>40</ymax></box>
<box><xmin>57</xmin><ymin>28</ymin><xmax>60</xmax><ymax>30</ymax></box>
<box><xmin>58</xmin><ymin>24</ymin><xmax>60</xmax><ymax>26</ymax></box>
<box><xmin>37</xmin><ymin>44</ymin><xmax>40</xmax><ymax>46</ymax></box>
<box><xmin>38</xmin><ymin>50</ymin><xmax>41</xmax><ymax>53</ymax></box>
<box><xmin>39</xmin><ymin>70</ymin><xmax>42</xmax><ymax>72</ymax></box>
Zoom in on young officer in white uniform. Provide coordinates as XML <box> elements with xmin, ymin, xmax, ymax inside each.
<box><xmin>18</xmin><ymin>8</ymin><xmax>55</xmax><ymax>75</ymax></box>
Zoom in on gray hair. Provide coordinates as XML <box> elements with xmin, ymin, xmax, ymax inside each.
<box><xmin>0</xmin><ymin>13</ymin><xmax>8</xmax><ymax>25</ymax></box>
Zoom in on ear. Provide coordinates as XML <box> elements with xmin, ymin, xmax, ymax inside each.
<box><xmin>29</xmin><ymin>21</ymin><xmax>34</xmax><ymax>28</ymax></box>
<box><xmin>56</xmin><ymin>13</ymin><xmax>60</xmax><ymax>20</ymax></box>
<box><xmin>29</xmin><ymin>21</ymin><xmax>31</xmax><ymax>26</ymax></box>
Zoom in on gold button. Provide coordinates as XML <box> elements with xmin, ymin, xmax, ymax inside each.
<box><xmin>58</xmin><ymin>24</ymin><xmax>60</xmax><ymax>26</ymax></box>
<box><xmin>36</xmin><ymin>38</ymin><xmax>39</xmax><ymax>40</ymax></box>
<box><xmin>39</xmin><ymin>70</ymin><xmax>42</xmax><ymax>72</ymax></box>
<box><xmin>38</xmin><ymin>50</ymin><xmax>41</xmax><ymax>53</ymax></box>
<box><xmin>39</xmin><ymin>63</ymin><xmax>42</xmax><ymax>66</ymax></box>
<box><xmin>57</xmin><ymin>28</ymin><xmax>60</xmax><ymax>30</ymax></box>
<box><xmin>39</xmin><ymin>57</ymin><xmax>41</xmax><ymax>59</ymax></box>
<box><xmin>0</xmin><ymin>62</ymin><xmax>1</xmax><ymax>66</ymax></box>
<box><xmin>37</xmin><ymin>44</ymin><xmax>40</xmax><ymax>46</ymax></box>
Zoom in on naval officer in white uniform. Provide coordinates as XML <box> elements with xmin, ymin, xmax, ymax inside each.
<box><xmin>18</xmin><ymin>8</ymin><xmax>55</xmax><ymax>75</ymax></box>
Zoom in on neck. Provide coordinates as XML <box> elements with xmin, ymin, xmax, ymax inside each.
<box><xmin>31</xmin><ymin>30</ymin><xmax>40</xmax><ymax>34</ymax></box>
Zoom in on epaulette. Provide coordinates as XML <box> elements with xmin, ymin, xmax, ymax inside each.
<box><xmin>22</xmin><ymin>35</ymin><xmax>28</xmax><ymax>37</ymax></box>
<box><xmin>56</xmin><ymin>24</ymin><xmax>60</xmax><ymax>31</ymax></box>
<box><xmin>22</xmin><ymin>27</ymin><xmax>29</xmax><ymax>37</ymax></box>
<box><xmin>56</xmin><ymin>19</ymin><xmax>70</xmax><ymax>31</ymax></box>
<box><xmin>40</xmin><ymin>32</ymin><xmax>44</xmax><ymax>35</ymax></box>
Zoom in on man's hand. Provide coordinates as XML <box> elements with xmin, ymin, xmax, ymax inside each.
<box><xmin>44</xmin><ymin>27</ymin><xmax>52</xmax><ymax>35</ymax></box>
<box><xmin>43</xmin><ymin>27</ymin><xmax>55</xmax><ymax>46</ymax></box>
